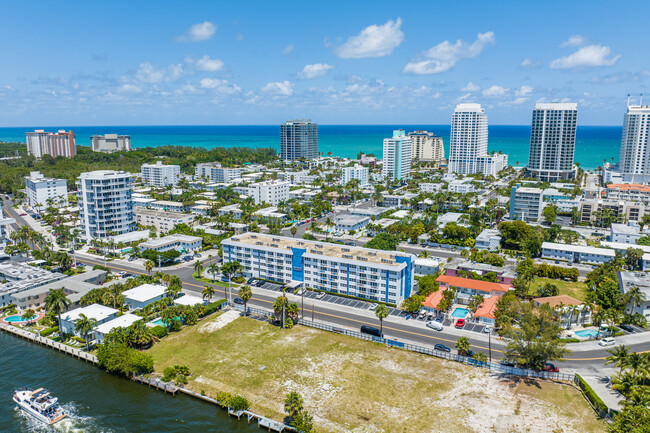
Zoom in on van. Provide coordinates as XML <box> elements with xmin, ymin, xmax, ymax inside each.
<box><xmin>360</xmin><ymin>325</ymin><xmax>383</xmax><ymax>338</ymax></box>
<box><xmin>426</xmin><ymin>320</ymin><xmax>443</xmax><ymax>331</ymax></box>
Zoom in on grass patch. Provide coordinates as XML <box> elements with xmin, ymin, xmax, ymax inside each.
<box><xmin>192</xmin><ymin>271</ymin><xmax>239</xmax><ymax>288</ymax></box>
<box><xmin>529</xmin><ymin>277</ymin><xmax>590</xmax><ymax>302</ymax></box>
<box><xmin>147</xmin><ymin>314</ymin><xmax>604</xmax><ymax>433</ymax></box>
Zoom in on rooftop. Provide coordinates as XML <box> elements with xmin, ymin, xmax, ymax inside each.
<box><xmin>619</xmin><ymin>271</ymin><xmax>650</xmax><ymax>297</ymax></box>
<box><xmin>224</xmin><ymin>232</ymin><xmax>413</xmax><ymax>268</ymax></box>
<box><xmin>174</xmin><ymin>294</ymin><xmax>205</xmax><ymax>306</ymax></box>
<box><xmin>140</xmin><ymin>234</ymin><xmax>202</xmax><ymax>248</ymax></box>
<box><xmin>607</xmin><ymin>183</ymin><xmax>650</xmax><ymax>192</ymax></box>
<box><xmin>61</xmin><ymin>303</ymin><xmax>118</xmax><ymax>322</ymax></box>
<box><xmin>436</xmin><ymin>275</ymin><xmax>510</xmax><ymax>293</ymax></box>
<box><xmin>532</xmin><ymin>294</ymin><xmax>585</xmax><ymax>308</ymax></box>
<box><xmin>94</xmin><ymin>313</ymin><xmax>141</xmax><ymax>335</ymax></box>
<box><xmin>542</xmin><ymin>242</ymin><xmax>616</xmax><ymax>256</ymax></box>
<box><xmin>123</xmin><ymin>284</ymin><xmax>167</xmax><ymax>302</ymax></box>
<box><xmin>474</xmin><ymin>295</ymin><xmax>500</xmax><ymax>320</ymax></box>
<box><xmin>335</xmin><ymin>214</ymin><xmax>370</xmax><ymax>225</ymax></box>
<box><xmin>135</xmin><ymin>208</ymin><xmax>192</xmax><ymax>219</ymax></box>
<box><xmin>611</xmin><ymin>223</ymin><xmax>640</xmax><ymax>235</ymax></box>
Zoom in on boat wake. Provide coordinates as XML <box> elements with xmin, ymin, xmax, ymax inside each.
<box><xmin>15</xmin><ymin>402</ymin><xmax>114</xmax><ymax>433</ymax></box>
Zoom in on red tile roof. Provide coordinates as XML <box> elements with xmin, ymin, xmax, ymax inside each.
<box><xmin>474</xmin><ymin>295</ymin><xmax>500</xmax><ymax>320</ymax></box>
<box><xmin>436</xmin><ymin>275</ymin><xmax>511</xmax><ymax>293</ymax></box>
<box><xmin>607</xmin><ymin>183</ymin><xmax>650</xmax><ymax>192</ymax></box>
<box><xmin>532</xmin><ymin>294</ymin><xmax>584</xmax><ymax>308</ymax></box>
<box><xmin>423</xmin><ymin>288</ymin><xmax>446</xmax><ymax>310</ymax></box>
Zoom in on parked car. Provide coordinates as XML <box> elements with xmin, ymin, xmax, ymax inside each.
<box><xmin>483</xmin><ymin>325</ymin><xmax>493</xmax><ymax>333</ymax></box>
<box><xmin>499</xmin><ymin>361</ymin><xmax>516</xmax><ymax>368</ymax></box>
<box><xmin>368</xmin><ymin>303</ymin><xmax>378</xmax><ymax>311</ymax></box>
<box><xmin>345</xmin><ymin>241</ymin><xmax>356</xmax><ymax>246</ymax></box>
<box><xmin>316</xmin><ymin>292</ymin><xmax>326</xmax><ymax>299</ymax></box>
<box><xmin>128</xmin><ymin>256</ymin><xmax>137</xmax><ymax>261</ymax></box>
<box><xmin>598</xmin><ymin>337</ymin><xmax>616</xmax><ymax>347</ymax></box>
<box><xmin>360</xmin><ymin>325</ymin><xmax>383</xmax><ymax>338</ymax></box>
<box><xmin>233</xmin><ymin>297</ymin><xmax>244</xmax><ymax>305</ymax></box>
<box><xmin>455</xmin><ymin>319</ymin><xmax>465</xmax><ymax>329</ymax></box>
<box><xmin>426</xmin><ymin>320</ymin><xmax>443</xmax><ymax>331</ymax></box>
<box><xmin>295</xmin><ymin>288</ymin><xmax>305</xmax><ymax>296</ymax></box>
<box><xmin>434</xmin><ymin>344</ymin><xmax>451</xmax><ymax>353</ymax></box>
<box><xmin>543</xmin><ymin>363</ymin><xmax>559</xmax><ymax>372</ymax></box>
<box><xmin>19</xmin><ymin>213</ymin><xmax>27</xmax><ymax>216</ymax></box>
<box><xmin>620</xmin><ymin>324</ymin><xmax>634</xmax><ymax>333</ymax></box>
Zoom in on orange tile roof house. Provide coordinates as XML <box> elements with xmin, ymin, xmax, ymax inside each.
<box><xmin>423</xmin><ymin>288</ymin><xmax>446</xmax><ymax>311</ymax></box>
<box><xmin>532</xmin><ymin>294</ymin><xmax>584</xmax><ymax>308</ymax></box>
<box><xmin>474</xmin><ymin>295</ymin><xmax>500</xmax><ymax>324</ymax></box>
<box><xmin>436</xmin><ymin>275</ymin><xmax>511</xmax><ymax>299</ymax></box>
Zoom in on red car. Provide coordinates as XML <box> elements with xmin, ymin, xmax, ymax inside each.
<box><xmin>455</xmin><ymin>319</ymin><xmax>465</xmax><ymax>329</ymax></box>
<box><xmin>543</xmin><ymin>363</ymin><xmax>559</xmax><ymax>372</ymax></box>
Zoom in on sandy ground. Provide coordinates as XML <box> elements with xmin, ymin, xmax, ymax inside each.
<box><xmin>198</xmin><ymin>309</ymin><xmax>240</xmax><ymax>333</ymax></box>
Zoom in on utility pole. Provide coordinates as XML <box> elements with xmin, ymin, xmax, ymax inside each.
<box><xmin>488</xmin><ymin>329</ymin><xmax>492</xmax><ymax>363</ymax></box>
<box><xmin>301</xmin><ymin>285</ymin><xmax>304</xmax><ymax>320</ymax></box>
<box><xmin>311</xmin><ymin>303</ymin><xmax>314</xmax><ymax>321</ymax></box>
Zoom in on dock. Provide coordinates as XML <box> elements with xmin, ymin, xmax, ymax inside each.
<box><xmin>131</xmin><ymin>373</ymin><xmax>179</xmax><ymax>395</ymax></box>
<box><xmin>0</xmin><ymin>322</ymin><xmax>98</xmax><ymax>364</ymax></box>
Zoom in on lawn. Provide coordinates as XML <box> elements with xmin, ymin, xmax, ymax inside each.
<box><xmin>147</xmin><ymin>313</ymin><xmax>605</xmax><ymax>433</ymax></box>
<box><xmin>529</xmin><ymin>277</ymin><xmax>590</xmax><ymax>302</ymax></box>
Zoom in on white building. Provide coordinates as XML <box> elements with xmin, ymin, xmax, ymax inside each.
<box><xmin>138</xmin><ymin>234</ymin><xmax>202</xmax><ymax>253</ymax></box>
<box><xmin>77</xmin><ymin>170</ymin><xmax>136</xmax><ymax>240</ymax></box>
<box><xmin>382</xmin><ymin>130</ymin><xmax>412</xmax><ymax>181</ymax></box>
<box><xmin>341</xmin><ymin>165</ymin><xmax>369</xmax><ymax>187</ymax></box>
<box><xmin>195</xmin><ymin>162</ymin><xmax>242</xmax><ymax>183</ymax></box>
<box><xmin>618</xmin><ymin>272</ymin><xmax>650</xmax><ymax>322</ymax></box>
<box><xmin>90</xmin><ymin>134</ymin><xmax>131</xmax><ymax>153</ymax></box>
<box><xmin>248</xmin><ymin>180</ymin><xmax>289</xmax><ymax>205</ymax></box>
<box><xmin>419</xmin><ymin>183</ymin><xmax>443</xmax><ymax>193</ymax></box>
<box><xmin>510</xmin><ymin>184</ymin><xmax>544</xmax><ymax>222</ymax></box>
<box><xmin>334</xmin><ymin>215</ymin><xmax>370</xmax><ymax>233</ymax></box>
<box><xmin>527</xmin><ymin>103</ymin><xmax>578</xmax><ymax>182</ymax></box>
<box><xmin>135</xmin><ymin>209</ymin><xmax>195</xmax><ymax>233</ymax></box>
<box><xmin>222</xmin><ymin>233</ymin><xmax>415</xmax><ymax>305</ymax></box>
<box><xmin>475</xmin><ymin>229</ymin><xmax>502</xmax><ymax>251</ymax></box>
<box><xmin>414</xmin><ymin>257</ymin><xmax>442</xmax><ymax>275</ymax></box>
<box><xmin>26</xmin><ymin>129</ymin><xmax>77</xmax><ymax>158</ymax></box>
<box><xmin>123</xmin><ymin>284</ymin><xmax>167</xmax><ymax>310</ymax></box>
<box><xmin>447</xmin><ymin>104</ymin><xmax>506</xmax><ymax>176</ymax></box>
<box><xmin>94</xmin><ymin>313</ymin><xmax>141</xmax><ymax>343</ymax></box>
<box><xmin>141</xmin><ymin>161</ymin><xmax>181</xmax><ymax>187</ymax></box>
<box><xmin>607</xmin><ymin>184</ymin><xmax>650</xmax><ymax>205</ymax></box>
<box><xmin>618</xmin><ymin>103</ymin><xmax>650</xmax><ymax>184</ymax></box>
<box><xmin>407</xmin><ymin>130</ymin><xmax>445</xmax><ymax>163</ymax></box>
<box><xmin>149</xmin><ymin>200</ymin><xmax>189</xmax><ymax>213</ymax></box>
<box><xmin>24</xmin><ymin>171</ymin><xmax>67</xmax><ymax>211</ymax></box>
<box><xmin>60</xmin><ymin>304</ymin><xmax>119</xmax><ymax>338</ymax></box>
<box><xmin>448</xmin><ymin>179</ymin><xmax>475</xmax><ymax>194</ymax></box>
<box><xmin>610</xmin><ymin>222</ymin><xmax>642</xmax><ymax>244</ymax></box>
<box><xmin>541</xmin><ymin>242</ymin><xmax>617</xmax><ymax>265</ymax></box>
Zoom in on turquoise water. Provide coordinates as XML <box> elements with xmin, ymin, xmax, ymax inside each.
<box><xmin>151</xmin><ymin>319</ymin><xmax>165</xmax><ymax>327</ymax></box>
<box><xmin>451</xmin><ymin>308</ymin><xmax>469</xmax><ymax>318</ymax></box>
<box><xmin>0</xmin><ymin>125</ymin><xmax>622</xmax><ymax>170</ymax></box>
<box><xmin>4</xmin><ymin>315</ymin><xmax>35</xmax><ymax>323</ymax></box>
<box><xmin>575</xmin><ymin>329</ymin><xmax>600</xmax><ymax>338</ymax></box>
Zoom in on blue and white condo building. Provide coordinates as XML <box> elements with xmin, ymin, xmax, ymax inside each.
<box><xmin>382</xmin><ymin>129</ymin><xmax>412</xmax><ymax>181</ymax></box>
<box><xmin>222</xmin><ymin>233</ymin><xmax>415</xmax><ymax>305</ymax></box>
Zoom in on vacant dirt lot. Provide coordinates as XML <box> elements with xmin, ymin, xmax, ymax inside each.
<box><xmin>148</xmin><ymin>314</ymin><xmax>606</xmax><ymax>433</ymax></box>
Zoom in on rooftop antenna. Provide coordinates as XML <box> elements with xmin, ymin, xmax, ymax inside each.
<box><xmin>640</xmin><ymin>93</ymin><xmax>644</xmax><ymax>106</ymax></box>
<box><xmin>627</xmin><ymin>94</ymin><xmax>631</xmax><ymax>107</ymax></box>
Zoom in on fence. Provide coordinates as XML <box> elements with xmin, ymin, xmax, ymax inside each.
<box><xmin>232</xmin><ymin>304</ymin><xmax>577</xmax><ymax>383</ymax></box>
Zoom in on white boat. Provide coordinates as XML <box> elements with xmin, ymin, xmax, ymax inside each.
<box><xmin>13</xmin><ymin>388</ymin><xmax>66</xmax><ymax>425</ymax></box>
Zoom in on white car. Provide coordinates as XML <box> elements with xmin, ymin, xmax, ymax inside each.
<box><xmin>598</xmin><ymin>337</ymin><xmax>616</xmax><ymax>347</ymax></box>
<box><xmin>368</xmin><ymin>304</ymin><xmax>378</xmax><ymax>311</ymax></box>
<box><xmin>483</xmin><ymin>325</ymin><xmax>493</xmax><ymax>334</ymax></box>
<box><xmin>426</xmin><ymin>321</ymin><xmax>444</xmax><ymax>331</ymax></box>
<box><xmin>316</xmin><ymin>292</ymin><xmax>326</xmax><ymax>299</ymax></box>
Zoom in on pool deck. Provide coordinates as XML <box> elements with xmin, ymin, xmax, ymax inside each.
<box><xmin>1</xmin><ymin>312</ymin><xmax>45</xmax><ymax>324</ymax></box>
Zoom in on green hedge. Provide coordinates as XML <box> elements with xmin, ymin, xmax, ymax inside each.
<box><xmin>575</xmin><ymin>374</ymin><xmax>608</xmax><ymax>416</ymax></box>
<box><xmin>201</xmin><ymin>299</ymin><xmax>227</xmax><ymax>317</ymax></box>
<box><xmin>151</xmin><ymin>325</ymin><xmax>167</xmax><ymax>338</ymax></box>
<box><xmin>40</xmin><ymin>326</ymin><xmax>59</xmax><ymax>337</ymax></box>
<box><xmin>308</xmin><ymin>287</ymin><xmax>396</xmax><ymax>307</ymax></box>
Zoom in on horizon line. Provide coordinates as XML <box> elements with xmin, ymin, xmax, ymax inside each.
<box><xmin>0</xmin><ymin>123</ymin><xmax>622</xmax><ymax>129</ymax></box>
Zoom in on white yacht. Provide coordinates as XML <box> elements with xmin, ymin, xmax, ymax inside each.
<box><xmin>13</xmin><ymin>388</ymin><xmax>66</xmax><ymax>425</ymax></box>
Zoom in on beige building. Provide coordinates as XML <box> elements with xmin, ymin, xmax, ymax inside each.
<box><xmin>135</xmin><ymin>209</ymin><xmax>195</xmax><ymax>233</ymax></box>
<box><xmin>408</xmin><ymin>130</ymin><xmax>445</xmax><ymax>164</ymax></box>
<box><xmin>579</xmin><ymin>199</ymin><xmax>646</xmax><ymax>224</ymax></box>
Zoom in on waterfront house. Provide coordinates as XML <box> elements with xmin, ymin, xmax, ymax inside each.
<box><xmin>123</xmin><ymin>284</ymin><xmax>167</xmax><ymax>310</ymax></box>
<box><xmin>173</xmin><ymin>293</ymin><xmax>206</xmax><ymax>307</ymax></box>
<box><xmin>60</xmin><ymin>304</ymin><xmax>119</xmax><ymax>338</ymax></box>
<box><xmin>94</xmin><ymin>313</ymin><xmax>142</xmax><ymax>344</ymax></box>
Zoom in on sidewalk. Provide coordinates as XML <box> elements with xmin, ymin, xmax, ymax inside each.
<box><xmin>580</xmin><ymin>372</ymin><xmax>623</xmax><ymax>411</ymax></box>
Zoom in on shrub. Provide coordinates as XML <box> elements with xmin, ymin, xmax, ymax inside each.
<box><xmin>575</xmin><ymin>374</ymin><xmax>608</xmax><ymax>416</ymax></box>
<box><xmin>162</xmin><ymin>366</ymin><xmax>176</xmax><ymax>382</ymax></box>
<box><xmin>284</xmin><ymin>318</ymin><xmax>294</xmax><ymax>329</ymax></box>
<box><xmin>201</xmin><ymin>299</ymin><xmax>227</xmax><ymax>317</ymax></box>
<box><xmin>93</xmin><ymin>264</ymin><xmax>110</xmax><ymax>272</ymax></box>
<box><xmin>96</xmin><ymin>342</ymin><xmax>154</xmax><ymax>376</ymax></box>
<box><xmin>71</xmin><ymin>336</ymin><xmax>87</xmax><ymax>344</ymax></box>
<box><xmin>216</xmin><ymin>391</ymin><xmax>233</xmax><ymax>407</ymax></box>
<box><xmin>232</xmin><ymin>276</ymin><xmax>245</xmax><ymax>284</ymax></box>
<box><xmin>150</xmin><ymin>325</ymin><xmax>167</xmax><ymax>339</ymax></box>
<box><xmin>228</xmin><ymin>395</ymin><xmax>250</xmax><ymax>412</ymax></box>
<box><xmin>170</xmin><ymin>319</ymin><xmax>182</xmax><ymax>332</ymax></box>
<box><xmin>40</xmin><ymin>326</ymin><xmax>59</xmax><ymax>337</ymax></box>
<box><xmin>174</xmin><ymin>365</ymin><xmax>191</xmax><ymax>376</ymax></box>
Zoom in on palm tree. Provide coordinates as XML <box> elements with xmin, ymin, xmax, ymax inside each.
<box><xmin>419</xmin><ymin>250</ymin><xmax>430</xmax><ymax>258</ymax></box>
<box><xmin>193</xmin><ymin>260</ymin><xmax>204</xmax><ymax>278</ymax></box>
<box><xmin>374</xmin><ymin>304</ymin><xmax>389</xmax><ymax>335</ymax></box>
<box><xmin>202</xmin><ymin>285</ymin><xmax>215</xmax><ymax>303</ymax></box>
<box><xmin>284</xmin><ymin>391</ymin><xmax>304</xmax><ymax>419</ymax></box>
<box><xmin>21</xmin><ymin>308</ymin><xmax>36</xmax><ymax>325</ymax></box>
<box><xmin>166</xmin><ymin>275</ymin><xmax>183</xmax><ymax>299</ymax></box>
<box><xmin>290</xmin><ymin>226</ymin><xmax>298</xmax><ymax>238</ymax></box>
<box><xmin>74</xmin><ymin>313</ymin><xmax>98</xmax><ymax>350</ymax></box>
<box><xmin>128</xmin><ymin>320</ymin><xmax>154</xmax><ymax>349</ymax></box>
<box><xmin>239</xmin><ymin>285</ymin><xmax>252</xmax><ymax>314</ymax></box>
<box><xmin>473</xmin><ymin>352</ymin><xmax>488</xmax><ymax>363</ymax></box>
<box><xmin>606</xmin><ymin>345</ymin><xmax>630</xmax><ymax>370</ymax></box>
<box><xmin>44</xmin><ymin>288</ymin><xmax>71</xmax><ymax>333</ymax></box>
<box><xmin>144</xmin><ymin>260</ymin><xmax>155</xmax><ymax>275</ymax></box>
<box><xmin>161</xmin><ymin>273</ymin><xmax>171</xmax><ymax>287</ymax></box>
<box><xmin>208</xmin><ymin>263</ymin><xmax>220</xmax><ymax>283</ymax></box>
<box><xmin>160</xmin><ymin>308</ymin><xmax>176</xmax><ymax>327</ymax></box>
<box><xmin>455</xmin><ymin>336</ymin><xmax>471</xmax><ymax>356</ymax></box>
<box><xmin>622</xmin><ymin>286</ymin><xmax>646</xmax><ymax>314</ymax></box>
<box><xmin>611</xmin><ymin>371</ymin><xmax>640</xmax><ymax>396</ymax></box>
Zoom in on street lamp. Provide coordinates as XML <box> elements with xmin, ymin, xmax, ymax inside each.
<box><xmin>488</xmin><ymin>329</ymin><xmax>492</xmax><ymax>363</ymax></box>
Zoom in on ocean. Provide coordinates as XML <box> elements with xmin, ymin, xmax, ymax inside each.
<box><xmin>0</xmin><ymin>125</ymin><xmax>622</xmax><ymax>170</ymax></box>
<box><xmin>0</xmin><ymin>332</ymin><xmax>258</xmax><ymax>432</ymax></box>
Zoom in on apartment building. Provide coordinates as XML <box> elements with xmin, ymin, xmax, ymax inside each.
<box><xmin>90</xmin><ymin>134</ymin><xmax>131</xmax><ymax>153</ymax></box>
<box><xmin>138</xmin><ymin>234</ymin><xmax>202</xmax><ymax>253</ymax></box>
<box><xmin>509</xmin><ymin>184</ymin><xmax>544</xmax><ymax>221</ymax></box>
<box><xmin>382</xmin><ymin>130</ymin><xmax>412</xmax><ymax>181</ymax></box>
<box><xmin>248</xmin><ymin>180</ymin><xmax>289</xmax><ymax>205</ymax></box>
<box><xmin>407</xmin><ymin>130</ymin><xmax>445</xmax><ymax>164</ymax></box>
<box><xmin>222</xmin><ymin>233</ymin><xmax>415</xmax><ymax>305</ymax></box>
<box><xmin>618</xmin><ymin>103</ymin><xmax>650</xmax><ymax>184</ymax></box>
<box><xmin>579</xmin><ymin>199</ymin><xmax>646</xmax><ymax>224</ymax></box>
<box><xmin>448</xmin><ymin>179</ymin><xmax>475</xmax><ymax>194</ymax></box>
<box><xmin>341</xmin><ymin>164</ymin><xmax>369</xmax><ymax>186</ymax></box>
<box><xmin>77</xmin><ymin>170</ymin><xmax>136</xmax><ymax>239</ymax></box>
<box><xmin>26</xmin><ymin>129</ymin><xmax>76</xmax><ymax>158</ymax></box>
<box><xmin>526</xmin><ymin>103</ymin><xmax>578</xmax><ymax>182</ymax></box>
<box><xmin>618</xmin><ymin>272</ymin><xmax>650</xmax><ymax>321</ymax></box>
<box><xmin>135</xmin><ymin>209</ymin><xmax>195</xmax><ymax>233</ymax></box>
<box><xmin>195</xmin><ymin>162</ymin><xmax>242</xmax><ymax>183</ymax></box>
<box><xmin>24</xmin><ymin>171</ymin><xmax>67</xmax><ymax>211</ymax></box>
<box><xmin>141</xmin><ymin>161</ymin><xmax>181</xmax><ymax>187</ymax></box>
<box><xmin>606</xmin><ymin>184</ymin><xmax>650</xmax><ymax>205</ymax></box>
<box><xmin>281</xmin><ymin>119</ymin><xmax>318</xmax><ymax>161</ymax></box>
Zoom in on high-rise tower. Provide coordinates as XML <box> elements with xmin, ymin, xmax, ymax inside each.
<box><xmin>619</xmin><ymin>101</ymin><xmax>650</xmax><ymax>183</ymax></box>
<box><xmin>280</xmin><ymin>119</ymin><xmax>318</xmax><ymax>161</ymax></box>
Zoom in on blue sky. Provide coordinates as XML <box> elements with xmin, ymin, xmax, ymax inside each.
<box><xmin>0</xmin><ymin>0</ymin><xmax>648</xmax><ymax>126</ymax></box>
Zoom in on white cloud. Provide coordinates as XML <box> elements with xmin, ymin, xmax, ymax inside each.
<box><xmin>282</xmin><ymin>44</ymin><xmax>295</xmax><ymax>56</ymax></box>
<box><xmin>461</xmin><ymin>82</ymin><xmax>480</xmax><ymax>92</ymax></box>
<box><xmin>177</xmin><ymin>21</ymin><xmax>217</xmax><ymax>42</ymax></box>
<box><xmin>299</xmin><ymin>63</ymin><xmax>333</xmax><ymax>79</ymax></box>
<box><xmin>560</xmin><ymin>35</ymin><xmax>587</xmax><ymax>47</ymax></box>
<box><xmin>482</xmin><ymin>85</ymin><xmax>508</xmax><ymax>97</ymax></box>
<box><xmin>135</xmin><ymin>62</ymin><xmax>166</xmax><ymax>83</ymax></box>
<box><xmin>515</xmin><ymin>85</ymin><xmax>534</xmax><ymax>97</ymax></box>
<box><xmin>118</xmin><ymin>84</ymin><xmax>142</xmax><ymax>93</ymax></box>
<box><xmin>199</xmin><ymin>78</ymin><xmax>241</xmax><ymax>94</ymax></box>
<box><xmin>520</xmin><ymin>58</ymin><xmax>541</xmax><ymax>69</ymax></box>
<box><xmin>260</xmin><ymin>80</ymin><xmax>294</xmax><ymax>96</ymax></box>
<box><xmin>403</xmin><ymin>31</ymin><xmax>495</xmax><ymax>74</ymax></box>
<box><xmin>335</xmin><ymin>18</ymin><xmax>404</xmax><ymax>58</ymax></box>
<box><xmin>195</xmin><ymin>55</ymin><xmax>224</xmax><ymax>72</ymax></box>
<box><xmin>550</xmin><ymin>44</ymin><xmax>621</xmax><ymax>69</ymax></box>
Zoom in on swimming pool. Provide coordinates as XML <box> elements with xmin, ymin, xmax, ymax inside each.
<box><xmin>575</xmin><ymin>329</ymin><xmax>600</xmax><ymax>338</ymax></box>
<box><xmin>4</xmin><ymin>315</ymin><xmax>36</xmax><ymax>323</ymax></box>
<box><xmin>151</xmin><ymin>319</ymin><xmax>165</xmax><ymax>327</ymax></box>
<box><xmin>451</xmin><ymin>308</ymin><xmax>469</xmax><ymax>319</ymax></box>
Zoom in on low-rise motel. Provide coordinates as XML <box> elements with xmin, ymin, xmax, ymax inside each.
<box><xmin>222</xmin><ymin>233</ymin><xmax>414</xmax><ymax>305</ymax></box>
